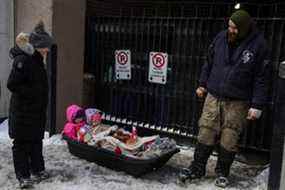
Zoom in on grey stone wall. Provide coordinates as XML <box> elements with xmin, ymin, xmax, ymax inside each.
<box><xmin>14</xmin><ymin>0</ymin><xmax>86</xmax><ymax>132</ymax></box>
<box><xmin>53</xmin><ymin>0</ymin><xmax>86</xmax><ymax>132</ymax></box>
<box><xmin>2</xmin><ymin>0</ymin><xmax>52</xmax><ymax>118</ymax></box>
<box><xmin>0</xmin><ymin>0</ymin><xmax>14</xmax><ymax>118</ymax></box>
<box><xmin>15</xmin><ymin>0</ymin><xmax>52</xmax><ymax>34</ymax></box>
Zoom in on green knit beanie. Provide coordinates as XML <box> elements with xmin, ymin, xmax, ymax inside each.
<box><xmin>230</xmin><ymin>10</ymin><xmax>252</xmax><ymax>40</ymax></box>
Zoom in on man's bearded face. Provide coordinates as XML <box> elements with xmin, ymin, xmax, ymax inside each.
<box><xmin>228</xmin><ymin>20</ymin><xmax>238</xmax><ymax>43</ymax></box>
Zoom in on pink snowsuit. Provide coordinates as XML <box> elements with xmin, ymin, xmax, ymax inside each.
<box><xmin>62</xmin><ymin>105</ymin><xmax>85</xmax><ymax>140</ymax></box>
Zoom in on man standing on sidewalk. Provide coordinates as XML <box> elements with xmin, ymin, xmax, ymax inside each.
<box><xmin>179</xmin><ymin>10</ymin><xmax>270</xmax><ymax>188</ymax></box>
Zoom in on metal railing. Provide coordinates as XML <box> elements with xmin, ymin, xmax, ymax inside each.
<box><xmin>85</xmin><ymin>2</ymin><xmax>285</xmax><ymax>153</ymax></box>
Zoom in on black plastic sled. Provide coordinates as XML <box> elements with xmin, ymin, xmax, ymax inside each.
<box><xmin>62</xmin><ymin>134</ymin><xmax>180</xmax><ymax>177</ymax></box>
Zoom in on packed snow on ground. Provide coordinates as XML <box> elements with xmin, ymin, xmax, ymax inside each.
<box><xmin>0</xmin><ymin>119</ymin><xmax>269</xmax><ymax>190</ymax></box>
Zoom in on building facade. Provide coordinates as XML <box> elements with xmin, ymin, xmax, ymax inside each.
<box><xmin>0</xmin><ymin>1</ymin><xmax>285</xmax><ymax>189</ymax></box>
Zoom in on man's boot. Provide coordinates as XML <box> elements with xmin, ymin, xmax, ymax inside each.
<box><xmin>179</xmin><ymin>143</ymin><xmax>213</xmax><ymax>183</ymax></box>
<box><xmin>214</xmin><ymin>146</ymin><xmax>236</xmax><ymax>188</ymax></box>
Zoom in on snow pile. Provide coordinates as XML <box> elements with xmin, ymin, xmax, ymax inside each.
<box><xmin>0</xmin><ymin>119</ymin><xmax>269</xmax><ymax>190</ymax></box>
<box><xmin>44</xmin><ymin>134</ymin><xmax>66</xmax><ymax>146</ymax></box>
<box><xmin>251</xmin><ymin>168</ymin><xmax>269</xmax><ymax>190</ymax></box>
<box><xmin>0</xmin><ymin>119</ymin><xmax>9</xmax><ymax>142</ymax></box>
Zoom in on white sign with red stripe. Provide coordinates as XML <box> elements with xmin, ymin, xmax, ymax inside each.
<box><xmin>115</xmin><ymin>50</ymin><xmax>131</xmax><ymax>80</ymax></box>
<box><xmin>148</xmin><ymin>52</ymin><xmax>168</xmax><ymax>84</ymax></box>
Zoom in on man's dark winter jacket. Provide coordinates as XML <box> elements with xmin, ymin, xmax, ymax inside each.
<box><xmin>7</xmin><ymin>46</ymin><xmax>48</xmax><ymax>140</ymax></box>
<box><xmin>199</xmin><ymin>27</ymin><xmax>269</xmax><ymax>109</ymax></box>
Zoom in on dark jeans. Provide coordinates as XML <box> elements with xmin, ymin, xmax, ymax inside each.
<box><xmin>12</xmin><ymin>139</ymin><xmax>45</xmax><ymax>180</ymax></box>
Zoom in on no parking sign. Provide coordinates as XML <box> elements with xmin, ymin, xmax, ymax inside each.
<box><xmin>115</xmin><ymin>50</ymin><xmax>131</xmax><ymax>80</ymax></box>
<box><xmin>148</xmin><ymin>52</ymin><xmax>168</xmax><ymax>84</ymax></box>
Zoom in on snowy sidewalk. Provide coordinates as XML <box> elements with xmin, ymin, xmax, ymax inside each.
<box><xmin>0</xmin><ymin>120</ymin><xmax>268</xmax><ymax>190</ymax></box>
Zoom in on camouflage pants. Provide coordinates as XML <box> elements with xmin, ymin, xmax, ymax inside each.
<box><xmin>197</xmin><ymin>93</ymin><xmax>249</xmax><ymax>152</ymax></box>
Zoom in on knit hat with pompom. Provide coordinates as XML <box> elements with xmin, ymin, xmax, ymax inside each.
<box><xmin>29</xmin><ymin>20</ymin><xmax>53</xmax><ymax>48</ymax></box>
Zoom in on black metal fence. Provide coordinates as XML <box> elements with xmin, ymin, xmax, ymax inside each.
<box><xmin>87</xmin><ymin>1</ymin><xmax>285</xmax><ymax>18</ymax></box>
<box><xmin>85</xmin><ymin>2</ymin><xmax>285</xmax><ymax>153</ymax></box>
<box><xmin>47</xmin><ymin>44</ymin><xmax>57</xmax><ymax>136</ymax></box>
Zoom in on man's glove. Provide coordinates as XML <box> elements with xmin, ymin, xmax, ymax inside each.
<box><xmin>196</xmin><ymin>87</ymin><xmax>207</xmax><ymax>98</ymax></box>
<box><xmin>247</xmin><ymin>108</ymin><xmax>262</xmax><ymax>120</ymax></box>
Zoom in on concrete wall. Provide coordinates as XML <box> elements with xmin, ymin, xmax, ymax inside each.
<box><xmin>53</xmin><ymin>0</ymin><xmax>86</xmax><ymax>132</ymax></box>
<box><xmin>14</xmin><ymin>0</ymin><xmax>86</xmax><ymax>132</ymax></box>
<box><xmin>15</xmin><ymin>0</ymin><xmax>52</xmax><ymax>34</ymax></box>
<box><xmin>0</xmin><ymin>0</ymin><xmax>14</xmax><ymax>118</ymax></box>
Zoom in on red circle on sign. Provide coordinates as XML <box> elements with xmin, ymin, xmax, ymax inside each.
<box><xmin>116</xmin><ymin>52</ymin><xmax>128</xmax><ymax>65</ymax></box>
<box><xmin>152</xmin><ymin>53</ymin><xmax>165</xmax><ymax>68</ymax></box>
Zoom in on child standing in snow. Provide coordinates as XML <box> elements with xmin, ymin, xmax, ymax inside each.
<box><xmin>7</xmin><ymin>21</ymin><xmax>53</xmax><ymax>189</ymax></box>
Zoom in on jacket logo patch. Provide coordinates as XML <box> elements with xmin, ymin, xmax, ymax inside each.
<box><xmin>16</xmin><ymin>62</ymin><xmax>23</xmax><ymax>69</ymax></box>
<box><xmin>241</xmin><ymin>50</ymin><xmax>254</xmax><ymax>64</ymax></box>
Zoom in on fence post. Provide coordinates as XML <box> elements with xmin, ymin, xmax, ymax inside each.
<box><xmin>268</xmin><ymin>61</ymin><xmax>285</xmax><ymax>190</ymax></box>
<box><xmin>47</xmin><ymin>44</ymin><xmax>57</xmax><ymax>136</ymax></box>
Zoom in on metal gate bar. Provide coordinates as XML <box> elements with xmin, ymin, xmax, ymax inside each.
<box><xmin>87</xmin><ymin>16</ymin><xmax>285</xmax><ymax>152</ymax></box>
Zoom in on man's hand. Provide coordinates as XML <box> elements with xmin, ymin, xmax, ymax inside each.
<box><xmin>196</xmin><ymin>87</ymin><xmax>207</xmax><ymax>98</ymax></box>
<box><xmin>247</xmin><ymin>108</ymin><xmax>262</xmax><ymax>120</ymax></box>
